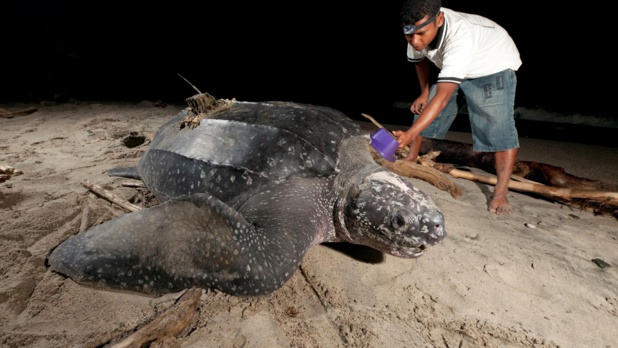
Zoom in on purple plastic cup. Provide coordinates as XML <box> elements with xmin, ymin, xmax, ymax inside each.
<box><xmin>370</xmin><ymin>128</ymin><xmax>398</xmax><ymax>162</ymax></box>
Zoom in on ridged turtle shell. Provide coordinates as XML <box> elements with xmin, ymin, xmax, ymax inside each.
<box><xmin>138</xmin><ymin>100</ymin><xmax>366</xmax><ymax>206</ymax></box>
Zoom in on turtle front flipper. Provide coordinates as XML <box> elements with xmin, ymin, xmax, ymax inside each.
<box><xmin>47</xmin><ymin>193</ymin><xmax>301</xmax><ymax>296</ymax></box>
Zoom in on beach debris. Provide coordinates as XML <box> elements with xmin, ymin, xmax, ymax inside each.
<box><xmin>0</xmin><ymin>164</ymin><xmax>22</xmax><ymax>183</ymax></box>
<box><xmin>433</xmin><ymin>165</ymin><xmax>618</xmax><ymax>215</ymax></box>
<box><xmin>591</xmin><ymin>258</ymin><xmax>612</xmax><ymax>269</ymax></box>
<box><xmin>177</xmin><ymin>74</ymin><xmax>234</xmax><ymax>129</ymax></box>
<box><xmin>0</xmin><ymin>107</ymin><xmax>38</xmax><ymax>119</ymax></box>
<box><xmin>370</xmin><ymin>148</ymin><xmax>462</xmax><ymax>199</ymax></box>
<box><xmin>109</xmin><ymin>287</ymin><xmax>201</xmax><ymax>348</ymax></box>
<box><xmin>81</xmin><ymin>180</ymin><xmax>142</xmax><ymax>212</ymax></box>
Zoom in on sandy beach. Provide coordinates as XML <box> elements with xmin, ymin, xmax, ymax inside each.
<box><xmin>1</xmin><ymin>100</ymin><xmax>616</xmax><ymax>348</ymax></box>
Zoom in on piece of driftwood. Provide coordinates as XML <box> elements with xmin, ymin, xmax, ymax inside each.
<box><xmin>111</xmin><ymin>287</ymin><xmax>202</xmax><ymax>348</ymax></box>
<box><xmin>440</xmin><ymin>164</ymin><xmax>618</xmax><ymax>206</ymax></box>
<box><xmin>517</xmin><ymin>160</ymin><xmax>603</xmax><ymax>190</ymax></box>
<box><xmin>0</xmin><ymin>107</ymin><xmax>38</xmax><ymax>118</ymax></box>
<box><xmin>0</xmin><ymin>164</ymin><xmax>22</xmax><ymax>183</ymax></box>
<box><xmin>81</xmin><ymin>180</ymin><xmax>142</xmax><ymax>212</ymax></box>
<box><xmin>418</xmin><ymin>138</ymin><xmax>606</xmax><ymax>190</ymax></box>
<box><xmin>361</xmin><ymin>113</ymin><xmax>386</xmax><ymax>130</ymax></box>
<box><xmin>1</xmin><ymin>165</ymin><xmax>14</xmax><ymax>183</ymax></box>
<box><xmin>370</xmin><ymin>147</ymin><xmax>462</xmax><ymax>199</ymax></box>
<box><xmin>418</xmin><ymin>139</ymin><xmax>618</xmax><ymax>215</ymax></box>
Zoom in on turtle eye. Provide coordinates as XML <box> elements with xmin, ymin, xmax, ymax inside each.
<box><xmin>391</xmin><ymin>211</ymin><xmax>407</xmax><ymax>229</ymax></box>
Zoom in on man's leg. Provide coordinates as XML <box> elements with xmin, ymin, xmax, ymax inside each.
<box><xmin>461</xmin><ymin>69</ymin><xmax>519</xmax><ymax>214</ymax></box>
<box><xmin>489</xmin><ymin>148</ymin><xmax>517</xmax><ymax>214</ymax></box>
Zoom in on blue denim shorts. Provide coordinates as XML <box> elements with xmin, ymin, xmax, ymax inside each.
<box><xmin>415</xmin><ymin>69</ymin><xmax>519</xmax><ymax>152</ymax></box>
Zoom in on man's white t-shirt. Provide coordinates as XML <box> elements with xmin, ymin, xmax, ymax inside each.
<box><xmin>407</xmin><ymin>7</ymin><xmax>522</xmax><ymax>84</ymax></box>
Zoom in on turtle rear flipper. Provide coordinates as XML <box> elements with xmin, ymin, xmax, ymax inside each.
<box><xmin>107</xmin><ymin>166</ymin><xmax>141</xmax><ymax>179</ymax></box>
<box><xmin>47</xmin><ymin>193</ymin><xmax>300</xmax><ymax>296</ymax></box>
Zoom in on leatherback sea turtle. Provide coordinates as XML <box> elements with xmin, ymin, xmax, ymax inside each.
<box><xmin>47</xmin><ymin>96</ymin><xmax>447</xmax><ymax>296</ymax></box>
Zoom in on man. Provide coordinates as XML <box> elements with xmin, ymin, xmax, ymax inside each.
<box><xmin>392</xmin><ymin>0</ymin><xmax>522</xmax><ymax>214</ymax></box>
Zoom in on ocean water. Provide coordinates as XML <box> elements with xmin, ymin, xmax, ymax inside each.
<box><xmin>515</xmin><ymin>107</ymin><xmax>618</xmax><ymax>129</ymax></box>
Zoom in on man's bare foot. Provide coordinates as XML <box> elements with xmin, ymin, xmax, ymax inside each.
<box><xmin>488</xmin><ymin>194</ymin><xmax>512</xmax><ymax>214</ymax></box>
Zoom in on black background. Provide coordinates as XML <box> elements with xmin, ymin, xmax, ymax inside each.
<box><xmin>1</xmin><ymin>1</ymin><xmax>613</xmax><ymax>128</ymax></box>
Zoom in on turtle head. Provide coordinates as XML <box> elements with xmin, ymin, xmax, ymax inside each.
<box><xmin>339</xmin><ymin>170</ymin><xmax>446</xmax><ymax>258</ymax></box>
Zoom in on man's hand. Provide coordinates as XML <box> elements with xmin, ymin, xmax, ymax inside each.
<box><xmin>392</xmin><ymin>130</ymin><xmax>415</xmax><ymax>149</ymax></box>
<box><xmin>392</xmin><ymin>130</ymin><xmax>422</xmax><ymax>162</ymax></box>
<box><xmin>410</xmin><ymin>95</ymin><xmax>428</xmax><ymax>114</ymax></box>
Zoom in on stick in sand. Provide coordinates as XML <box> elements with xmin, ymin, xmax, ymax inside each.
<box><xmin>111</xmin><ymin>287</ymin><xmax>202</xmax><ymax>348</ymax></box>
<box><xmin>81</xmin><ymin>180</ymin><xmax>142</xmax><ymax>212</ymax></box>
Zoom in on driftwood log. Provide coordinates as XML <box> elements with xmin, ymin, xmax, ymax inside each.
<box><xmin>111</xmin><ymin>287</ymin><xmax>202</xmax><ymax>348</ymax></box>
<box><xmin>413</xmin><ymin>139</ymin><xmax>618</xmax><ymax>216</ymax></box>
<box><xmin>0</xmin><ymin>107</ymin><xmax>37</xmax><ymax>118</ymax></box>
<box><xmin>417</xmin><ymin>138</ymin><xmax>606</xmax><ymax>191</ymax></box>
<box><xmin>369</xmin><ymin>148</ymin><xmax>462</xmax><ymax>199</ymax></box>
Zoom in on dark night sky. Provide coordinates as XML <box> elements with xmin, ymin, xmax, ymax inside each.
<box><xmin>1</xmin><ymin>1</ymin><xmax>613</xmax><ymax>127</ymax></box>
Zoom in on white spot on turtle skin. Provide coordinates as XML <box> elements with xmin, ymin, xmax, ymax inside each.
<box><xmin>241</xmin><ymin>171</ymin><xmax>254</xmax><ymax>185</ymax></box>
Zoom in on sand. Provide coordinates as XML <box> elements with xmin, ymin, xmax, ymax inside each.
<box><xmin>0</xmin><ymin>100</ymin><xmax>617</xmax><ymax>348</ymax></box>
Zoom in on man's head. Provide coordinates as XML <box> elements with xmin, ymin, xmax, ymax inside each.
<box><xmin>400</xmin><ymin>0</ymin><xmax>441</xmax><ymax>25</ymax></box>
<box><xmin>400</xmin><ymin>0</ymin><xmax>443</xmax><ymax>51</ymax></box>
